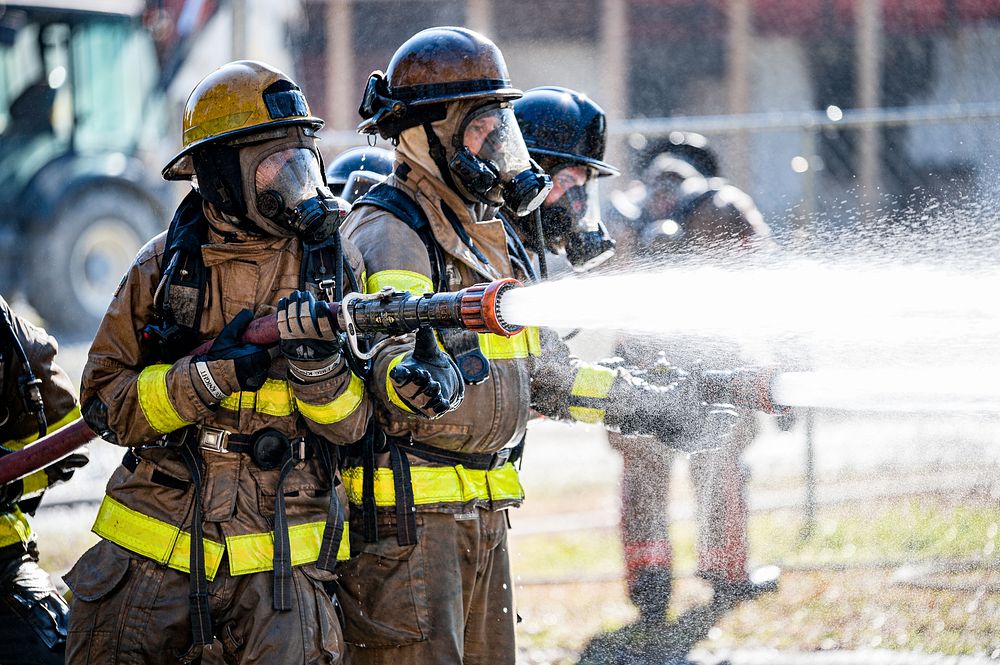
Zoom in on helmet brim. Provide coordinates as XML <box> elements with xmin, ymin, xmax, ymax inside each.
<box><xmin>527</xmin><ymin>146</ymin><xmax>620</xmax><ymax>177</ymax></box>
<box><xmin>162</xmin><ymin>116</ymin><xmax>324</xmax><ymax>181</ymax></box>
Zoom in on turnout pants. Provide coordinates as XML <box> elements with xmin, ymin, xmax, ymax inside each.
<box><xmin>0</xmin><ymin>549</ymin><xmax>68</xmax><ymax>665</ymax></box>
<box><xmin>338</xmin><ymin>508</ymin><xmax>514</xmax><ymax>665</ymax></box>
<box><xmin>610</xmin><ymin>426</ymin><xmax>753</xmax><ymax>596</ymax></box>
<box><xmin>64</xmin><ymin>539</ymin><xmax>343</xmax><ymax>665</ymax></box>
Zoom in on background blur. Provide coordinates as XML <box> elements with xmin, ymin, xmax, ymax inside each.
<box><xmin>4</xmin><ymin>1</ymin><xmax>999</xmax><ymax>664</ymax></box>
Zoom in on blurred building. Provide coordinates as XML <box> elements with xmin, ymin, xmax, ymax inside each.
<box><xmin>290</xmin><ymin>0</ymin><xmax>1000</xmax><ymax>233</ymax></box>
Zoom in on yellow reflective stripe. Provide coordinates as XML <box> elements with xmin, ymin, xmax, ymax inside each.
<box><xmin>2</xmin><ymin>407</ymin><xmax>81</xmax><ymax>451</ymax></box>
<box><xmin>92</xmin><ymin>496</ymin><xmax>224</xmax><ymax>581</ymax></box>
<box><xmin>385</xmin><ymin>353</ymin><xmax>415</xmax><ymax>413</ymax></box>
<box><xmin>569</xmin><ymin>406</ymin><xmax>606</xmax><ymax>424</ymax></box>
<box><xmin>20</xmin><ymin>470</ymin><xmax>49</xmax><ymax>499</ymax></box>
<box><xmin>571</xmin><ymin>365</ymin><xmax>616</xmax><ymax>400</ymax></box>
<box><xmin>137</xmin><ymin>365</ymin><xmax>191</xmax><ymax>434</ymax></box>
<box><xmin>479</xmin><ymin>331</ymin><xmax>531</xmax><ymax>360</ymax></box>
<box><xmin>297</xmin><ymin>373</ymin><xmax>364</xmax><ymax>424</ymax></box>
<box><xmin>366</xmin><ymin>270</ymin><xmax>433</xmax><ymax>295</ymax></box>
<box><xmin>227</xmin><ymin>521</ymin><xmax>331</xmax><ymax>575</ymax></box>
<box><xmin>220</xmin><ymin>379</ymin><xmax>294</xmax><ymax>416</ymax></box>
<box><xmin>526</xmin><ymin>326</ymin><xmax>541</xmax><ymax>356</ymax></box>
<box><xmin>338</xmin><ymin>521</ymin><xmax>350</xmax><ymax>561</ymax></box>
<box><xmin>341</xmin><ymin>462</ymin><xmax>524</xmax><ymax>507</ymax></box>
<box><xmin>0</xmin><ymin>506</ymin><xmax>32</xmax><ymax>548</ymax></box>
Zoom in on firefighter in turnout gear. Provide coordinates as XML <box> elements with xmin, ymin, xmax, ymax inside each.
<box><xmin>340</xmin><ymin>28</ymin><xmax>737</xmax><ymax>663</ymax></box>
<box><xmin>0</xmin><ymin>295</ymin><xmax>86</xmax><ymax>663</ymax></box>
<box><xmin>606</xmin><ymin>152</ymin><xmax>783</xmax><ymax>623</ymax></box>
<box><xmin>64</xmin><ymin>61</ymin><xmax>370</xmax><ymax>664</ymax></box>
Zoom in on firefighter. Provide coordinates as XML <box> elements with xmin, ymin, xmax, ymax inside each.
<box><xmin>64</xmin><ymin>61</ymin><xmax>372</xmax><ymax>664</ymax></box>
<box><xmin>606</xmin><ymin>154</ymin><xmax>782</xmax><ymax>624</ymax></box>
<box><xmin>338</xmin><ymin>27</ymin><xmax>737</xmax><ymax>663</ymax></box>
<box><xmin>326</xmin><ymin>146</ymin><xmax>395</xmax><ymax>204</ymax></box>
<box><xmin>0</xmin><ymin>295</ymin><xmax>87</xmax><ymax>664</ymax></box>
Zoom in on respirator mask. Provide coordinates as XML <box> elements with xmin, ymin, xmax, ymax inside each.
<box><xmin>541</xmin><ymin>168</ymin><xmax>616</xmax><ymax>271</ymax></box>
<box><xmin>448</xmin><ymin>103</ymin><xmax>551</xmax><ymax>215</ymax></box>
<box><xmin>240</xmin><ymin>128</ymin><xmax>344</xmax><ymax>245</ymax></box>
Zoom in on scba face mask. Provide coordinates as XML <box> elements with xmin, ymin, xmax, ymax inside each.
<box><xmin>448</xmin><ymin>104</ymin><xmax>551</xmax><ymax>215</ymax></box>
<box><xmin>542</xmin><ymin>171</ymin><xmax>616</xmax><ymax>271</ymax></box>
<box><xmin>240</xmin><ymin>130</ymin><xmax>345</xmax><ymax>244</ymax></box>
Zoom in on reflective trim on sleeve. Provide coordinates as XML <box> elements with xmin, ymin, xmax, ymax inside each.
<box><xmin>568</xmin><ymin>406</ymin><xmax>607</xmax><ymax>424</ymax></box>
<box><xmin>20</xmin><ymin>470</ymin><xmax>49</xmax><ymax>499</ymax></box>
<box><xmin>2</xmin><ymin>406</ymin><xmax>82</xmax><ymax>452</ymax></box>
<box><xmin>526</xmin><ymin>326</ymin><xmax>541</xmax><ymax>356</ymax></box>
<box><xmin>341</xmin><ymin>462</ymin><xmax>524</xmax><ymax>507</ymax></box>
<box><xmin>220</xmin><ymin>379</ymin><xmax>294</xmax><ymax>417</ymax></box>
<box><xmin>365</xmin><ymin>270</ymin><xmax>433</xmax><ymax>295</ymax></box>
<box><xmin>479</xmin><ymin>331</ymin><xmax>531</xmax><ymax>360</ymax></box>
<box><xmin>571</xmin><ymin>365</ymin><xmax>616</xmax><ymax>400</ymax></box>
<box><xmin>0</xmin><ymin>506</ymin><xmax>32</xmax><ymax>549</ymax></box>
<box><xmin>137</xmin><ymin>365</ymin><xmax>192</xmax><ymax>434</ymax></box>
<box><xmin>385</xmin><ymin>353</ymin><xmax>415</xmax><ymax>413</ymax></box>
<box><xmin>296</xmin><ymin>373</ymin><xmax>365</xmax><ymax>424</ymax></box>
<box><xmin>92</xmin><ymin>496</ymin><xmax>225</xmax><ymax>581</ymax></box>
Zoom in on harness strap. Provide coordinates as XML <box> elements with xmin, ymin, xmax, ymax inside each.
<box><xmin>360</xmin><ymin>423</ymin><xmax>380</xmax><ymax>543</ymax></box>
<box><xmin>314</xmin><ymin>437</ymin><xmax>344</xmax><ymax>573</ymax></box>
<box><xmin>386</xmin><ymin>438</ymin><xmax>418</xmax><ymax>546</ymax></box>
<box><xmin>179</xmin><ymin>436</ymin><xmax>213</xmax><ymax>646</ymax></box>
<box><xmin>272</xmin><ymin>446</ymin><xmax>299</xmax><ymax>612</ymax></box>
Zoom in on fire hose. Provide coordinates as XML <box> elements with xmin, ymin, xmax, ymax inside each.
<box><xmin>0</xmin><ymin>279</ymin><xmax>523</xmax><ymax>486</ymax></box>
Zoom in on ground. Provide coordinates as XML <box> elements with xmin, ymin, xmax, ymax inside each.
<box><xmin>27</xmin><ymin>339</ymin><xmax>1000</xmax><ymax>664</ymax></box>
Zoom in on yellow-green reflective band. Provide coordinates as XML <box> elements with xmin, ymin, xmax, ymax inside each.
<box><xmin>0</xmin><ymin>506</ymin><xmax>32</xmax><ymax>548</ymax></box>
<box><xmin>297</xmin><ymin>373</ymin><xmax>364</xmax><ymax>424</ymax></box>
<box><xmin>220</xmin><ymin>379</ymin><xmax>294</xmax><ymax>416</ymax></box>
<box><xmin>2</xmin><ymin>407</ymin><xmax>82</xmax><ymax>452</ymax></box>
<box><xmin>20</xmin><ymin>470</ymin><xmax>48</xmax><ymax>499</ymax></box>
<box><xmin>569</xmin><ymin>406</ymin><xmax>606</xmax><ymax>424</ymax></box>
<box><xmin>227</xmin><ymin>521</ymin><xmax>333</xmax><ymax>576</ymax></box>
<box><xmin>366</xmin><ymin>270</ymin><xmax>433</xmax><ymax>295</ymax></box>
<box><xmin>571</xmin><ymin>365</ymin><xmax>616</xmax><ymax>400</ymax></box>
<box><xmin>385</xmin><ymin>353</ymin><xmax>415</xmax><ymax>413</ymax></box>
<box><xmin>92</xmin><ymin>496</ymin><xmax>224</xmax><ymax>581</ymax></box>
<box><xmin>341</xmin><ymin>462</ymin><xmax>524</xmax><ymax>507</ymax></box>
<box><xmin>338</xmin><ymin>521</ymin><xmax>350</xmax><ymax>561</ymax></box>
<box><xmin>479</xmin><ymin>331</ymin><xmax>530</xmax><ymax>360</ymax></box>
<box><xmin>526</xmin><ymin>327</ymin><xmax>541</xmax><ymax>356</ymax></box>
<box><xmin>138</xmin><ymin>365</ymin><xmax>191</xmax><ymax>434</ymax></box>
<box><xmin>183</xmin><ymin>111</ymin><xmax>253</xmax><ymax>144</ymax></box>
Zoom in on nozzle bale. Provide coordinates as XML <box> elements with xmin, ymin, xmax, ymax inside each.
<box><xmin>348</xmin><ymin>278</ymin><xmax>524</xmax><ymax>337</ymax></box>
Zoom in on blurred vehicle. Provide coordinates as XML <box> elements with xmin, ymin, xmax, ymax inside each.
<box><xmin>0</xmin><ymin>1</ymin><xmax>171</xmax><ymax>334</ymax></box>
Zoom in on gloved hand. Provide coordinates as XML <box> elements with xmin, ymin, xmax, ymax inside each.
<box><xmin>44</xmin><ymin>449</ymin><xmax>90</xmax><ymax>485</ymax></box>
<box><xmin>191</xmin><ymin>308</ymin><xmax>273</xmax><ymax>402</ymax></box>
<box><xmin>277</xmin><ymin>290</ymin><xmax>343</xmax><ymax>383</ymax></box>
<box><xmin>389</xmin><ymin>327</ymin><xmax>464</xmax><ymax>418</ymax></box>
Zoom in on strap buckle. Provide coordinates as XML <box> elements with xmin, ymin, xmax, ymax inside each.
<box><xmin>489</xmin><ymin>447</ymin><xmax>512</xmax><ymax>470</ymax></box>
<box><xmin>197</xmin><ymin>426</ymin><xmax>230</xmax><ymax>454</ymax></box>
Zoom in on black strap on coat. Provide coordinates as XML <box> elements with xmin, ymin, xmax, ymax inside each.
<box><xmin>179</xmin><ymin>435</ymin><xmax>213</xmax><ymax>646</ymax></box>
<box><xmin>386</xmin><ymin>436</ymin><xmax>418</xmax><ymax>546</ymax></box>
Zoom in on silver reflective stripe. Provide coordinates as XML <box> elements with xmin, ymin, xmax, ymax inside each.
<box><xmin>288</xmin><ymin>357</ymin><xmax>342</xmax><ymax>381</ymax></box>
<box><xmin>195</xmin><ymin>361</ymin><xmax>227</xmax><ymax>401</ymax></box>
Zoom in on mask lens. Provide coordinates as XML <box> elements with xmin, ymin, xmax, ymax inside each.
<box><xmin>461</xmin><ymin>106</ymin><xmax>531</xmax><ymax>180</ymax></box>
<box><xmin>255</xmin><ymin>148</ymin><xmax>325</xmax><ymax>206</ymax></box>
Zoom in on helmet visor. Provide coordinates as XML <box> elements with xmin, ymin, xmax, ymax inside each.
<box><xmin>255</xmin><ymin>147</ymin><xmax>326</xmax><ymax>207</ymax></box>
<box><xmin>461</xmin><ymin>105</ymin><xmax>532</xmax><ymax>182</ymax></box>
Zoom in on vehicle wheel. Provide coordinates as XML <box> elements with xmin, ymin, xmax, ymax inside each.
<box><xmin>28</xmin><ymin>186</ymin><xmax>163</xmax><ymax>336</ymax></box>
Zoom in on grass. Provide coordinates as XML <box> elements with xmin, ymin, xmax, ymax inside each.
<box><xmin>511</xmin><ymin>496</ymin><xmax>1000</xmax><ymax>662</ymax></box>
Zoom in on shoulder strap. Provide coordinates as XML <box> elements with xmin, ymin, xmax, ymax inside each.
<box><xmin>356</xmin><ymin>184</ymin><xmax>447</xmax><ymax>291</ymax></box>
<box><xmin>498</xmin><ymin>212</ymin><xmax>537</xmax><ymax>283</ymax></box>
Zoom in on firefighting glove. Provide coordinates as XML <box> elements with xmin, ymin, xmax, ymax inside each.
<box><xmin>389</xmin><ymin>327</ymin><xmax>465</xmax><ymax>418</ymax></box>
<box><xmin>192</xmin><ymin>308</ymin><xmax>273</xmax><ymax>402</ymax></box>
<box><xmin>44</xmin><ymin>450</ymin><xmax>90</xmax><ymax>485</ymax></box>
<box><xmin>277</xmin><ymin>290</ymin><xmax>343</xmax><ymax>384</ymax></box>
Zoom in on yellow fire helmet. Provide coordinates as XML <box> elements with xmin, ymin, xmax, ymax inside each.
<box><xmin>162</xmin><ymin>60</ymin><xmax>323</xmax><ymax>181</ymax></box>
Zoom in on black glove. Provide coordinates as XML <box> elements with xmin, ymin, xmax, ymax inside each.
<box><xmin>277</xmin><ymin>290</ymin><xmax>343</xmax><ymax>384</ymax></box>
<box><xmin>192</xmin><ymin>309</ymin><xmax>273</xmax><ymax>401</ymax></box>
<box><xmin>389</xmin><ymin>327</ymin><xmax>465</xmax><ymax>418</ymax></box>
<box><xmin>45</xmin><ymin>450</ymin><xmax>90</xmax><ymax>485</ymax></box>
